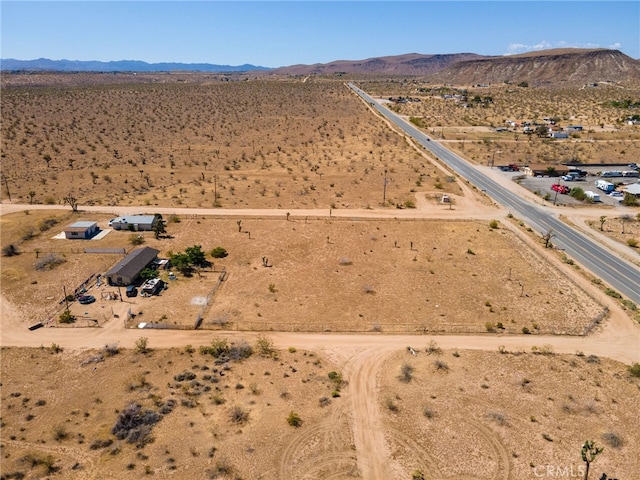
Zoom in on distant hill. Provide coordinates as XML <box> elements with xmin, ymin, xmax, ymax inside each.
<box><xmin>0</xmin><ymin>58</ymin><xmax>271</xmax><ymax>73</ymax></box>
<box><xmin>3</xmin><ymin>49</ymin><xmax>639</xmax><ymax>86</ymax></box>
<box><xmin>430</xmin><ymin>49</ymin><xmax>640</xmax><ymax>86</ymax></box>
<box><xmin>272</xmin><ymin>53</ymin><xmax>484</xmax><ymax>76</ymax></box>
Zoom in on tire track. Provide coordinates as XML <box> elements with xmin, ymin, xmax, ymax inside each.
<box><xmin>343</xmin><ymin>347</ymin><xmax>395</xmax><ymax>480</ymax></box>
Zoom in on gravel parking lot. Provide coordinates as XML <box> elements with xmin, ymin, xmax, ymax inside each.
<box><xmin>505</xmin><ymin>167</ymin><xmax>637</xmax><ymax>207</ymax></box>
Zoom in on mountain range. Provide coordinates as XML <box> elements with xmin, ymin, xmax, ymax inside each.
<box><xmin>2</xmin><ymin>49</ymin><xmax>640</xmax><ymax>86</ymax></box>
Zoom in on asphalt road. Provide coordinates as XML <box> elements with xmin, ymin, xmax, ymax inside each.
<box><xmin>349</xmin><ymin>83</ymin><xmax>640</xmax><ymax>305</ymax></box>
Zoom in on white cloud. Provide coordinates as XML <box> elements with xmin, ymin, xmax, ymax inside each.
<box><xmin>504</xmin><ymin>40</ymin><xmax>620</xmax><ymax>55</ymax></box>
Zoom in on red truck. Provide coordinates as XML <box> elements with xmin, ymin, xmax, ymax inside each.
<box><xmin>551</xmin><ymin>184</ymin><xmax>569</xmax><ymax>194</ymax></box>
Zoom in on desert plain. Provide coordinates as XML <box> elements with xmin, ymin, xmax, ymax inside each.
<box><xmin>1</xmin><ymin>73</ymin><xmax>640</xmax><ymax>480</ymax></box>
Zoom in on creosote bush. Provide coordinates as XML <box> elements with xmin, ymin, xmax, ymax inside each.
<box><xmin>286</xmin><ymin>411</ymin><xmax>303</xmax><ymax>428</ymax></box>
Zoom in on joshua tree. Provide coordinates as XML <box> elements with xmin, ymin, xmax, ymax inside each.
<box><xmin>599</xmin><ymin>216</ymin><xmax>606</xmax><ymax>231</ymax></box>
<box><xmin>63</xmin><ymin>193</ymin><xmax>79</xmax><ymax>212</ymax></box>
<box><xmin>581</xmin><ymin>440</ymin><xmax>603</xmax><ymax>480</ymax></box>
<box><xmin>542</xmin><ymin>229</ymin><xmax>555</xmax><ymax>248</ymax></box>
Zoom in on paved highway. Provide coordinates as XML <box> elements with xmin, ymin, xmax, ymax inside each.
<box><xmin>349</xmin><ymin>83</ymin><xmax>640</xmax><ymax>305</ymax></box>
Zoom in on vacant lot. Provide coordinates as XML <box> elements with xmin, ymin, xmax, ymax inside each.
<box><xmin>379</xmin><ymin>347</ymin><xmax>640</xmax><ymax>480</ymax></box>
<box><xmin>1</xmin><ymin>345</ymin><xmax>637</xmax><ymax>479</ymax></box>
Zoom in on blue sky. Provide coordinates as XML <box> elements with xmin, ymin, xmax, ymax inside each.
<box><xmin>1</xmin><ymin>1</ymin><xmax>638</xmax><ymax>67</ymax></box>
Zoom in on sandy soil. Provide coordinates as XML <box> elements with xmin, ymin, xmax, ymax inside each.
<box><xmin>2</xmin><ymin>77</ymin><xmax>640</xmax><ymax>480</ymax></box>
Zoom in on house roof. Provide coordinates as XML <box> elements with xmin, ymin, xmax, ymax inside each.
<box><xmin>65</xmin><ymin>221</ymin><xmax>98</xmax><ymax>232</ymax></box>
<box><xmin>105</xmin><ymin>247</ymin><xmax>159</xmax><ymax>280</ymax></box>
<box><xmin>623</xmin><ymin>183</ymin><xmax>640</xmax><ymax>195</ymax></box>
<box><xmin>112</xmin><ymin>215</ymin><xmax>156</xmax><ymax>224</ymax></box>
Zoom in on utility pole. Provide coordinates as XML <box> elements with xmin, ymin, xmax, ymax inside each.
<box><xmin>383</xmin><ymin>169</ymin><xmax>388</xmax><ymax>205</ymax></box>
<box><xmin>63</xmin><ymin>285</ymin><xmax>70</xmax><ymax>311</ymax></box>
<box><xmin>214</xmin><ymin>175</ymin><xmax>218</xmax><ymax>205</ymax></box>
<box><xmin>3</xmin><ymin>176</ymin><xmax>11</xmax><ymax>202</ymax></box>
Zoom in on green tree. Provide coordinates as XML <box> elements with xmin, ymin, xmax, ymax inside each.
<box><xmin>185</xmin><ymin>245</ymin><xmax>207</xmax><ymax>268</ymax></box>
<box><xmin>152</xmin><ymin>214</ymin><xmax>166</xmax><ymax>239</ymax></box>
<box><xmin>536</xmin><ymin>125</ymin><xmax>549</xmax><ymax>137</ymax></box>
<box><xmin>139</xmin><ymin>268</ymin><xmax>158</xmax><ymax>282</ymax></box>
<box><xmin>169</xmin><ymin>251</ymin><xmax>193</xmax><ymax>276</ymax></box>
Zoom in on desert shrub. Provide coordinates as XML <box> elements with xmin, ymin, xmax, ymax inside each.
<box><xmin>135</xmin><ymin>337</ymin><xmax>150</xmax><ymax>354</ymax></box>
<box><xmin>21</xmin><ymin>453</ymin><xmax>57</xmax><ymax>473</ymax></box>
<box><xmin>489</xmin><ymin>219</ymin><xmax>499</xmax><ymax>229</ymax></box>
<box><xmin>412</xmin><ymin>471</ymin><xmax>426</xmax><ymax>480</ymax></box>
<box><xmin>168</xmin><ymin>214</ymin><xmax>180</xmax><ymax>223</ymax></box>
<box><xmin>111</xmin><ymin>403</ymin><xmax>161</xmax><ymax>447</ymax></box>
<box><xmin>522</xmin><ymin>327</ymin><xmax>531</xmax><ymax>334</ymax></box>
<box><xmin>20</xmin><ymin>226</ymin><xmax>37</xmax><ymax>241</ymax></box>
<box><xmin>399</xmin><ymin>363</ymin><xmax>414</xmax><ymax>383</ymax></box>
<box><xmin>200</xmin><ymin>338</ymin><xmax>229</xmax><ymax>358</ymax></box>
<box><xmin>426</xmin><ymin>340</ymin><xmax>442</xmax><ymax>355</ymax></box>
<box><xmin>228</xmin><ymin>405</ymin><xmax>249</xmax><ymax>425</ymax></box>
<box><xmin>328</xmin><ymin>371</ymin><xmax>344</xmax><ymax>389</ymax></box>
<box><xmin>486</xmin><ymin>410</ymin><xmax>509</xmax><ymax>426</ymax></box>
<box><xmin>601</xmin><ymin>432</ymin><xmax>623</xmax><ymax>448</ymax></box>
<box><xmin>621</xmin><ymin>299</ymin><xmax>637</xmax><ymax>311</ymax></box>
<box><xmin>255</xmin><ymin>336</ymin><xmax>277</xmax><ymax>357</ymax></box>
<box><xmin>129</xmin><ymin>234</ymin><xmax>145</xmax><ymax>246</ymax></box>
<box><xmin>629</xmin><ymin>363</ymin><xmax>640</xmax><ymax>377</ymax></box>
<box><xmin>434</xmin><ymin>359</ymin><xmax>449</xmax><ymax>371</ymax></box>
<box><xmin>89</xmin><ymin>438</ymin><xmax>113</xmax><ymax>450</ymax></box>
<box><xmin>423</xmin><ymin>406</ymin><xmax>436</xmax><ymax>419</ymax></box>
<box><xmin>318</xmin><ymin>396</ymin><xmax>331</xmax><ymax>407</ymax></box>
<box><xmin>210</xmin><ymin>247</ymin><xmax>228</xmax><ymax>258</ymax></box>
<box><xmin>627</xmin><ymin>238</ymin><xmax>638</xmax><ymax>248</ymax></box>
<box><xmin>58</xmin><ymin>310</ymin><xmax>75</xmax><ymax>324</ymax></box>
<box><xmin>53</xmin><ymin>424</ymin><xmax>69</xmax><ymax>442</ymax></box>
<box><xmin>103</xmin><ymin>343</ymin><xmax>120</xmax><ymax>356</ymax></box>
<box><xmin>2</xmin><ymin>244</ymin><xmax>19</xmax><ymax>257</ymax></box>
<box><xmin>385</xmin><ymin>397</ymin><xmax>399</xmax><ymax>413</ymax></box>
<box><xmin>585</xmin><ymin>354</ymin><xmax>600</xmax><ymax>364</ymax></box>
<box><xmin>604</xmin><ymin>288</ymin><xmax>622</xmax><ymax>299</ymax></box>
<box><xmin>485</xmin><ymin>322</ymin><xmax>496</xmax><ymax>332</ymax></box>
<box><xmin>35</xmin><ymin>253</ymin><xmax>66</xmax><ymax>270</ymax></box>
<box><xmin>286</xmin><ymin>411</ymin><xmax>303</xmax><ymax>427</ymax></box>
<box><xmin>174</xmin><ymin>371</ymin><xmax>196</xmax><ymax>382</ymax></box>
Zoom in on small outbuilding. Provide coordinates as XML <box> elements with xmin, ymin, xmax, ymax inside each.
<box><xmin>64</xmin><ymin>221</ymin><xmax>99</xmax><ymax>240</ymax></box>
<box><xmin>105</xmin><ymin>246</ymin><xmax>159</xmax><ymax>286</ymax></box>
<box><xmin>109</xmin><ymin>215</ymin><xmax>159</xmax><ymax>231</ymax></box>
<box><xmin>523</xmin><ymin>164</ymin><xmax>570</xmax><ymax>177</ymax></box>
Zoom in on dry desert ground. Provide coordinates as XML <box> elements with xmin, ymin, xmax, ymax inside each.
<box><xmin>1</xmin><ymin>74</ymin><xmax>640</xmax><ymax>479</ymax></box>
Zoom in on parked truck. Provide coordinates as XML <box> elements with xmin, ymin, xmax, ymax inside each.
<box><xmin>595</xmin><ymin>180</ymin><xmax>615</xmax><ymax>193</ymax></box>
<box><xmin>585</xmin><ymin>191</ymin><xmax>601</xmax><ymax>202</ymax></box>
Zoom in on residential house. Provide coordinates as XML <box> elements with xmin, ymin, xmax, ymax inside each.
<box><xmin>109</xmin><ymin>215</ymin><xmax>159</xmax><ymax>231</ymax></box>
<box><xmin>64</xmin><ymin>221</ymin><xmax>99</xmax><ymax>240</ymax></box>
<box><xmin>105</xmin><ymin>246</ymin><xmax>159</xmax><ymax>286</ymax></box>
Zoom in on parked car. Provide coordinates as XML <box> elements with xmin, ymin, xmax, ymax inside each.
<box><xmin>126</xmin><ymin>285</ymin><xmax>138</xmax><ymax>297</ymax></box>
<box><xmin>77</xmin><ymin>295</ymin><xmax>96</xmax><ymax>305</ymax></box>
<box><xmin>551</xmin><ymin>184</ymin><xmax>569</xmax><ymax>194</ymax></box>
<box><xmin>609</xmin><ymin>191</ymin><xmax>623</xmax><ymax>197</ymax></box>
